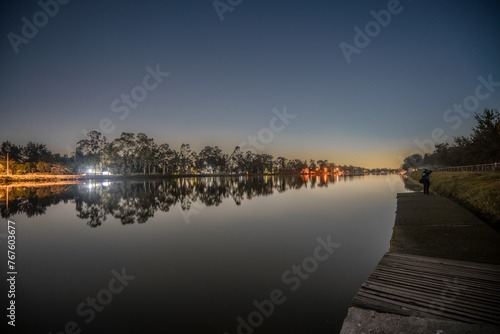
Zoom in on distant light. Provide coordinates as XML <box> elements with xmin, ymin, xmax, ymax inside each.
<box><xmin>102</xmin><ymin>171</ymin><xmax>110</xmax><ymax>175</ymax></box>
<box><xmin>88</xmin><ymin>169</ymin><xmax>93</xmax><ymax>173</ymax></box>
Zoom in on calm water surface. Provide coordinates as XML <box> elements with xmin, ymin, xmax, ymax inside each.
<box><xmin>1</xmin><ymin>175</ymin><xmax>414</xmax><ymax>333</ymax></box>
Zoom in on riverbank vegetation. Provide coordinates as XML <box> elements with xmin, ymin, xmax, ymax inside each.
<box><xmin>403</xmin><ymin>108</ymin><xmax>500</xmax><ymax>168</ymax></box>
<box><xmin>409</xmin><ymin>171</ymin><xmax>500</xmax><ymax>228</ymax></box>
<box><xmin>0</xmin><ymin>134</ymin><xmax>377</xmax><ymax>177</ymax></box>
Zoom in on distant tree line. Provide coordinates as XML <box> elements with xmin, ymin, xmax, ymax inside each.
<box><xmin>0</xmin><ymin>133</ymin><xmax>367</xmax><ymax>176</ymax></box>
<box><xmin>403</xmin><ymin>108</ymin><xmax>500</xmax><ymax>169</ymax></box>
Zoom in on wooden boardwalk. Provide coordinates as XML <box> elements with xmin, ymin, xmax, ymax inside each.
<box><xmin>351</xmin><ymin>252</ymin><xmax>500</xmax><ymax>326</ymax></box>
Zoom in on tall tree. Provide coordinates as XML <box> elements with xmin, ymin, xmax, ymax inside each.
<box><xmin>21</xmin><ymin>142</ymin><xmax>52</xmax><ymax>163</ymax></box>
<box><xmin>0</xmin><ymin>141</ymin><xmax>22</xmax><ymax>161</ymax></box>
<box><xmin>317</xmin><ymin>159</ymin><xmax>328</xmax><ymax>172</ymax></box>
<box><xmin>260</xmin><ymin>153</ymin><xmax>274</xmax><ymax>173</ymax></box>
<box><xmin>77</xmin><ymin>131</ymin><xmax>107</xmax><ymax>174</ymax></box>
<box><xmin>135</xmin><ymin>133</ymin><xmax>155</xmax><ymax>174</ymax></box>
<box><xmin>157</xmin><ymin>143</ymin><xmax>172</xmax><ymax>175</ymax></box>
<box><xmin>196</xmin><ymin>146</ymin><xmax>224</xmax><ymax>174</ymax></box>
<box><xmin>309</xmin><ymin>159</ymin><xmax>317</xmax><ymax>171</ymax></box>
<box><xmin>229</xmin><ymin>146</ymin><xmax>245</xmax><ymax>173</ymax></box>
<box><xmin>469</xmin><ymin>108</ymin><xmax>500</xmax><ymax>163</ymax></box>
<box><xmin>113</xmin><ymin>132</ymin><xmax>136</xmax><ymax>175</ymax></box>
<box><xmin>179</xmin><ymin>143</ymin><xmax>193</xmax><ymax>173</ymax></box>
<box><xmin>275</xmin><ymin>156</ymin><xmax>287</xmax><ymax>173</ymax></box>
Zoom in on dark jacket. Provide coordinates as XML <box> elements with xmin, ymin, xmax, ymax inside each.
<box><xmin>421</xmin><ymin>170</ymin><xmax>432</xmax><ymax>181</ymax></box>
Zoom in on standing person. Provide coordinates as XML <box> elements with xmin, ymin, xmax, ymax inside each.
<box><xmin>421</xmin><ymin>169</ymin><xmax>432</xmax><ymax>194</ymax></box>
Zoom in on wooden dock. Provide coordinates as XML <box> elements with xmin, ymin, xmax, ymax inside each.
<box><xmin>352</xmin><ymin>252</ymin><xmax>500</xmax><ymax>326</ymax></box>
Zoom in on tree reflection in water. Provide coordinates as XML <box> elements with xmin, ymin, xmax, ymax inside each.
<box><xmin>0</xmin><ymin>175</ymin><xmax>345</xmax><ymax>227</ymax></box>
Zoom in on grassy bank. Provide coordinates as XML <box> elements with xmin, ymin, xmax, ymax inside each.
<box><xmin>409</xmin><ymin>171</ymin><xmax>500</xmax><ymax>228</ymax></box>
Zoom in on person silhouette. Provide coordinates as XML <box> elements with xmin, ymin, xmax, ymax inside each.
<box><xmin>421</xmin><ymin>169</ymin><xmax>432</xmax><ymax>194</ymax></box>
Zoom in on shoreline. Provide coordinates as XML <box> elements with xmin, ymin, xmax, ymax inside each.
<box><xmin>0</xmin><ymin>171</ymin><xmax>381</xmax><ymax>185</ymax></box>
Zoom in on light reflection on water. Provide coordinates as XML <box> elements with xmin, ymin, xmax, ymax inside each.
<box><xmin>0</xmin><ymin>174</ymin><xmax>414</xmax><ymax>333</ymax></box>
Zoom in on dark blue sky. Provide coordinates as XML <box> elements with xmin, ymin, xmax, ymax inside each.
<box><xmin>1</xmin><ymin>0</ymin><xmax>499</xmax><ymax>167</ymax></box>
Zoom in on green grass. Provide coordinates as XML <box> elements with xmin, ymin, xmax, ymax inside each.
<box><xmin>409</xmin><ymin>171</ymin><xmax>500</xmax><ymax>228</ymax></box>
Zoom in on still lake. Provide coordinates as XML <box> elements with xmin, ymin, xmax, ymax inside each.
<box><xmin>1</xmin><ymin>174</ymin><xmax>414</xmax><ymax>333</ymax></box>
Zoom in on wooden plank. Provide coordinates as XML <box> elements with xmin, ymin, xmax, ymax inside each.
<box><xmin>378</xmin><ymin>261</ymin><xmax>500</xmax><ymax>279</ymax></box>
<box><xmin>358</xmin><ymin>282</ymin><xmax>497</xmax><ymax>316</ymax></box>
<box><xmin>376</xmin><ymin>256</ymin><xmax>500</xmax><ymax>285</ymax></box>
<box><xmin>353</xmin><ymin>291</ymin><xmax>487</xmax><ymax>324</ymax></box>
<box><xmin>377</xmin><ymin>259</ymin><xmax>500</xmax><ymax>281</ymax></box>
<box><xmin>355</xmin><ymin>288</ymin><xmax>500</xmax><ymax>325</ymax></box>
<box><xmin>385</xmin><ymin>253</ymin><xmax>500</xmax><ymax>272</ymax></box>
<box><xmin>382</xmin><ymin>253</ymin><xmax>500</xmax><ymax>269</ymax></box>
<box><xmin>350</xmin><ymin>252</ymin><xmax>500</xmax><ymax>326</ymax></box>
<box><xmin>353</xmin><ymin>292</ymin><xmax>498</xmax><ymax>325</ymax></box>
<box><xmin>371</xmin><ymin>267</ymin><xmax>500</xmax><ymax>293</ymax></box>
<box><xmin>367</xmin><ymin>272</ymin><xmax>500</xmax><ymax>306</ymax></box>
<box><xmin>360</xmin><ymin>281</ymin><xmax>500</xmax><ymax>320</ymax></box>
<box><xmin>362</xmin><ymin>280</ymin><xmax>500</xmax><ymax>313</ymax></box>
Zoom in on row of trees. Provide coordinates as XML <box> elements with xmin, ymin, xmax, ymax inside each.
<box><xmin>75</xmin><ymin>131</ymin><xmax>355</xmax><ymax>175</ymax></box>
<box><xmin>1</xmin><ymin>133</ymin><xmax>366</xmax><ymax>176</ymax></box>
<box><xmin>403</xmin><ymin>108</ymin><xmax>500</xmax><ymax>169</ymax></box>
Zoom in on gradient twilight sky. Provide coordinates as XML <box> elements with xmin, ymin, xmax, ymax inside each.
<box><xmin>1</xmin><ymin>0</ymin><xmax>499</xmax><ymax>168</ymax></box>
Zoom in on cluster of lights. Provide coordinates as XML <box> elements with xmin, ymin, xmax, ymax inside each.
<box><xmin>86</xmin><ymin>169</ymin><xmax>111</xmax><ymax>175</ymax></box>
<box><xmin>85</xmin><ymin>181</ymin><xmax>111</xmax><ymax>189</ymax></box>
